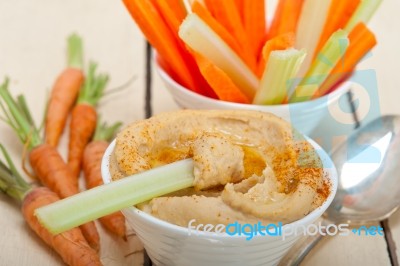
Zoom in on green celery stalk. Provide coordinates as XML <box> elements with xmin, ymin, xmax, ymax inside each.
<box><xmin>295</xmin><ymin>0</ymin><xmax>332</xmax><ymax>78</ymax></box>
<box><xmin>345</xmin><ymin>0</ymin><xmax>383</xmax><ymax>32</ymax></box>
<box><xmin>289</xmin><ymin>30</ymin><xmax>349</xmax><ymax>103</ymax></box>
<box><xmin>179</xmin><ymin>13</ymin><xmax>259</xmax><ymax>100</ymax></box>
<box><xmin>35</xmin><ymin>159</ymin><xmax>194</xmax><ymax>234</ymax></box>
<box><xmin>253</xmin><ymin>48</ymin><xmax>306</xmax><ymax>105</ymax></box>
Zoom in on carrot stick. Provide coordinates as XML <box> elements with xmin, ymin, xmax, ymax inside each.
<box><xmin>0</xmin><ymin>145</ymin><xmax>102</xmax><ymax>266</ymax></box>
<box><xmin>243</xmin><ymin>0</ymin><xmax>267</xmax><ymax>59</ymax></box>
<box><xmin>314</xmin><ymin>0</ymin><xmax>361</xmax><ymax>59</ymax></box>
<box><xmin>45</xmin><ymin>34</ymin><xmax>84</xmax><ymax>147</ymax></box>
<box><xmin>319</xmin><ymin>23</ymin><xmax>377</xmax><ymax>96</ymax></box>
<box><xmin>192</xmin><ymin>51</ymin><xmax>250</xmax><ymax>103</ymax></box>
<box><xmin>191</xmin><ymin>1</ymin><xmax>246</xmax><ymax>66</ymax></box>
<box><xmin>0</xmin><ymin>80</ymin><xmax>100</xmax><ymax>251</ymax></box>
<box><xmin>67</xmin><ymin>63</ymin><xmax>107</xmax><ymax>179</ymax></box>
<box><xmin>268</xmin><ymin>0</ymin><xmax>304</xmax><ymax>39</ymax></box>
<box><xmin>204</xmin><ymin>0</ymin><xmax>257</xmax><ymax>71</ymax></box>
<box><xmin>83</xmin><ymin>122</ymin><xmax>126</xmax><ymax>239</ymax></box>
<box><xmin>123</xmin><ymin>0</ymin><xmax>197</xmax><ymax>91</ymax></box>
<box><xmin>150</xmin><ymin>0</ymin><xmax>184</xmax><ymax>41</ymax></box>
<box><xmin>256</xmin><ymin>32</ymin><xmax>295</xmax><ymax>77</ymax></box>
<box><xmin>149</xmin><ymin>0</ymin><xmax>216</xmax><ymax>98</ymax></box>
<box><xmin>233</xmin><ymin>0</ymin><xmax>245</xmax><ymax>22</ymax></box>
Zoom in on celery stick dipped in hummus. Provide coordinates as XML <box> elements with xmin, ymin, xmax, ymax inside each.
<box><xmin>110</xmin><ymin>110</ymin><xmax>330</xmax><ymax>227</ymax></box>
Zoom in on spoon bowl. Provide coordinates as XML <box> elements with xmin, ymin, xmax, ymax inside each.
<box><xmin>280</xmin><ymin>115</ymin><xmax>400</xmax><ymax>265</ymax></box>
<box><xmin>326</xmin><ymin>115</ymin><xmax>400</xmax><ymax>224</ymax></box>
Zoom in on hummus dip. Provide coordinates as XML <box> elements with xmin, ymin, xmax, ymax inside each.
<box><xmin>110</xmin><ymin>110</ymin><xmax>329</xmax><ymax>226</ymax></box>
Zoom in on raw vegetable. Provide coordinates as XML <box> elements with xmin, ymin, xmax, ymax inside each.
<box><xmin>192</xmin><ymin>51</ymin><xmax>250</xmax><ymax>104</ymax></box>
<box><xmin>124</xmin><ymin>0</ymin><xmax>215</xmax><ymax>98</ymax></box>
<box><xmin>268</xmin><ymin>0</ymin><xmax>304</xmax><ymax>39</ymax></box>
<box><xmin>45</xmin><ymin>34</ymin><xmax>84</xmax><ymax>147</ymax></box>
<box><xmin>83</xmin><ymin>121</ymin><xmax>127</xmax><ymax>239</ymax></box>
<box><xmin>122</xmin><ymin>0</ymin><xmax>197</xmax><ymax>91</ymax></box>
<box><xmin>204</xmin><ymin>0</ymin><xmax>257</xmax><ymax>71</ymax></box>
<box><xmin>295</xmin><ymin>0</ymin><xmax>332</xmax><ymax>77</ymax></box>
<box><xmin>191</xmin><ymin>1</ymin><xmax>248</xmax><ymax>67</ymax></box>
<box><xmin>67</xmin><ymin>63</ymin><xmax>108</xmax><ymax>179</ymax></box>
<box><xmin>36</xmin><ymin>159</ymin><xmax>195</xmax><ymax>234</ymax></box>
<box><xmin>314</xmin><ymin>0</ymin><xmax>360</xmax><ymax>58</ymax></box>
<box><xmin>179</xmin><ymin>13</ymin><xmax>259</xmax><ymax>100</ymax></box>
<box><xmin>253</xmin><ymin>48</ymin><xmax>306</xmax><ymax>105</ymax></box>
<box><xmin>319</xmin><ymin>23</ymin><xmax>377</xmax><ymax>95</ymax></box>
<box><xmin>0</xmin><ymin>144</ymin><xmax>102</xmax><ymax>266</ymax></box>
<box><xmin>256</xmin><ymin>32</ymin><xmax>295</xmax><ymax>77</ymax></box>
<box><xmin>0</xmin><ymin>79</ymin><xmax>100</xmax><ymax>251</ymax></box>
<box><xmin>345</xmin><ymin>0</ymin><xmax>383</xmax><ymax>32</ymax></box>
<box><xmin>289</xmin><ymin>30</ymin><xmax>349</xmax><ymax>102</ymax></box>
<box><xmin>242</xmin><ymin>0</ymin><xmax>267</xmax><ymax>59</ymax></box>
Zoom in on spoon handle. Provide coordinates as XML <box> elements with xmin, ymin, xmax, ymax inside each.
<box><xmin>278</xmin><ymin>221</ymin><xmax>328</xmax><ymax>266</ymax></box>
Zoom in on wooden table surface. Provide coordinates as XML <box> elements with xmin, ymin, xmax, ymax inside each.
<box><xmin>0</xmin><ymin>1</ymin><xmax>399</xmax><ymax>265</ymax></box>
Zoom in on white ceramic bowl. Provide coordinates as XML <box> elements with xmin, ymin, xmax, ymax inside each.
<box><xmin>101</xmin><ymin>138</ymin><xmax>338</xmax><ymax>266</ymax></box>
<box><xmin>155</xmin><ymin>63</ymin><xmax>350</xmax><ymax>136</ymax></box>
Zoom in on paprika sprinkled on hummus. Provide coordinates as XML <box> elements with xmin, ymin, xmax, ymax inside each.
<box><xmin>110</xmin><ymin>110</ymin><xmax>330</xmax><ymax>226</ymax></box>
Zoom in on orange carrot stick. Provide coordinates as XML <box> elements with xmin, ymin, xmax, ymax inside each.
<box><xmin>149</xmin><ymin>0</ymin><xmax>216</xmax><ymax>97</ymax></box>
<box><xmin>22</xmin><ymin>187</ymin><xmax>102</xmax><ymax>266</ymax></box>
<box><xmin>204</xmin><ymin>0</ymin><xmax>257</xmax><ymax>71</ymax></box>
<box><xmin>243</xmin><ymin>0</ymin><xmax>267</xmax><ymax>59</ymax></box>
<box><xmin>192</xmin><ymin>51</ymin><xmax>250</xmax><ymax>104</ymax></box>
<box><xmin>256</xmin><ymin>32</ymin><xmax>295</xmax><ymax>77</ymax></box>
<box><xmin>45</xmin><ymin>34</ymin><xmax>84</xmax><ymax>147</ymax></box>
<box><xmin>314</xmin><ymin>0</ymin><xmax>361</xmax><ymax>58</ymax></box>
<box><xmin>191</xmin><ymin>1</ymin><xmax>247</xmax><ymax>67</ymax></box>
<box><xmin>123</xmin><ymin>0</ymin><xmax>196</xmax><ymax>90</ymax></box>
<box><xmin>233</xmin><ymin>0</ymin><xmax>245</xmax><ymax>22</ymax></box>
<box><xmin>83</xmin><ymin>121</ymin><xmax>126</xmax><ymax>239</ymax></box>
<box><xmin>318</xmin><ymin>23</ymin><xmax>377</xmax><ymax>96</ymax></box>
<box><xmin>268</xmin><ymin>0</ymin><xmax>304</xmax><ymax>39</ymax></box>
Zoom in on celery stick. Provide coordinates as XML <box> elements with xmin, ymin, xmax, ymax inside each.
<box><xmin>253</xmin><ymin>49</ymin><xmax>306</xmax><ymax>105</ymax></box>
<box><xmin>36</xmin><ymin>159</ymin><xmax>194</xmax><ymax>234</ymax></box>
<box><xmin>179</xmin><ymin>13</ymin><xmax>259</xmax><ymax>100</ymax></box>
<box><xmin>289</xmin><ymin>30</ymin><xmax>349</xmax><ymax>103</ymax></box>
<box><xmin>345</xmin><ymin>0</ymin><xmax>383</xmax><ymax>32</ymax></box>
<box><xmin>295</xmin><ymin>0</ymin><xmax>332</xmax><ymax>78</ymax></box>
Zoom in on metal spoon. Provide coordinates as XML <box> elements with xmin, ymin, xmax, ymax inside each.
<box><xmin>279</xmin><ymin>115</ymin><xmax>400</xmax><ymax>265</ymax></box>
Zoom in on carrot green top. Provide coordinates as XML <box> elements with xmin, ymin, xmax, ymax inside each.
<box><xmin>67</xmin><ymin>34</ymin><xmax>84</xmax><ymax>70</ymax></box>
<box><xmin>0</xmin><ymin>143</ymin><xmax>31</xmax><ymax>203</ymax></box>
<box><xmin>0</xmin><ymin>78</ymin><xmax>42</xmax><ymax>150</ymax></box>
<box><xmin>77</xmin><ymin>62</ymin><xmax>109</xmax><ymax>106</ymax></box>
<box><xmin>92</xmin><ymin>120</ymin><xmax>122</xmax><ymax>142</ymax></box>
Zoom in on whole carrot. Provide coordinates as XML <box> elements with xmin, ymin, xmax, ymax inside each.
<box><xmin>0</xmin><ymin>145</ymin><xmax>102</xmax><ymax>266</ymax></box>
<box><xmin>45</xmin><ymin>34</ymin><xmax>84</xmax><ymax>147</ymax></box>
<box><xmin>83</xmin><ymin>121</ymin><xmax>126</xmax><ymax>239</ymax></box>
<box><xmin>67</xmin><ymin>63</ymin><xmax>108</xmax><ymax>179</ymax></box>
<box><xmin>0</xmin><ymin>78</ymin><xmax>100</xmax><ymax>251</ymax></box>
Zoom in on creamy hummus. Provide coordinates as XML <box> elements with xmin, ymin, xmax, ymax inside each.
<box><xmin>110</xmin><ymin>110</ymin><xmax>329</xmax><ymax>226</ymax></box>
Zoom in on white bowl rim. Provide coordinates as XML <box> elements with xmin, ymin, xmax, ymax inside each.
<box><xmin>155</xmin><ymin>57</ymin><xmax>351</xmax><ymax>112</ymax></box>
<box><xmin>102</xmin><ymin>136</ymin><xmax>338</xmax><ymax>239</ymax></box>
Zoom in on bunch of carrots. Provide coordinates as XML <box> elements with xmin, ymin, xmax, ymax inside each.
<box><xmin>0</xmin><ymin>35</ymin><xmax>126</xmax><ymax>266</ymax></box>
<box><xmin>123</xmin><ymin>0</ymin><xmax>380</xmax><ymax>105</ymax></box>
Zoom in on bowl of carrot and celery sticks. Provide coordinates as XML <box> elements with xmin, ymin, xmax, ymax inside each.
<box><xmin>123</xmin><ymin>0</ymin><xmax>380</xmax><ymax>134</ymax></box>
